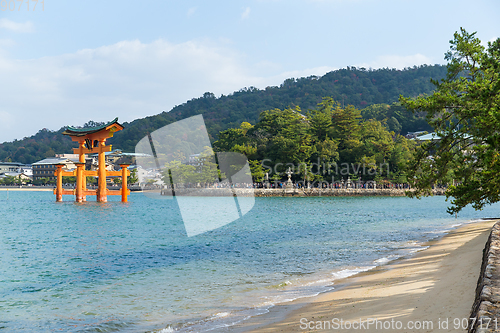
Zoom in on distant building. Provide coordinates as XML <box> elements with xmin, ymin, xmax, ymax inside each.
<box><xmin>87</xmin><ymin>149</ymin><xmax>146</xmax><ymax>170</ymax></box>
<box><xmin>188</xmin><ymin>154</ymin><xmax>202</xmax><ymax>167</ymax></box>
<box><xmin>31</xmin><ymin>150</ymin><xmax>143</xmax><ymax>182</ymax></box>
<box><xmin>55</xmin><ymin>153</ymin><xmax>79</xmax><ymax>159</ymax></box>
<box><xmin>405</xmin><ymin>131</ymin><xmax>428</xmax><ymax>139</ymax></box>
<box><xmin>0</xmin><ymin>162</ymin><xmax>25</xmax><ymax>175</ymax></box>
<box><xmin>20</xmin><ymin>167</ymin><xmax>33</xmax><ymax>178</ymax></box>
<box><xmin>410</xmin><ymin>132</ymin><xmax>441</xmax><ymax>141</ymax></box>
<box><xmin>0</xmin><ymin>172</ymin><xmax>31</xmax><ymax>183</ymax></box>
<box><xmin>32</xmin><ymin>158</ymin><xmax>77</xmax><ymax>181</ymax></box>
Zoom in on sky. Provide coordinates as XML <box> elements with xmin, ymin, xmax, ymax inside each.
<box><xmin>0</xmin><ymin>0</ymin><xmax>499</xmax><ymax>143</ymax></box>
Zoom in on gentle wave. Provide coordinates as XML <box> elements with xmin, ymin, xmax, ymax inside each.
<box><xmin>151</xmin><ymin>224</ymin><xmax>465</xmax><ymax>333</ymax></box>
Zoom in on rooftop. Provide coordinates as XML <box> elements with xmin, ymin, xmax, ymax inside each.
<box><xmin>412</xmin><ymin>133</ymin><xmax>441</xmax><ymax>141</ymax></box>
<box><xmin>32</xmin><ymin>158</ymin><xmax>78</xmax><ymax>165</ymax></box>
<box><xmin>0</xmin><ymin>162</ymin><xmax>26</xmax><ymax>166</ymax></box>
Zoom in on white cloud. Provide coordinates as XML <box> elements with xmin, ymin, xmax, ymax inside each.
<box><xmin>0</xmin><ymin>19</ymin><xmax>34</xmax><ymax>33</ymax></box>
<box><xmin>482</xmin><ymin>37</ymin><xmax>498</xmax><ymax>47</ymax></box>
<box><xmin>0</xmin><ymin>38</ymin><xmax>303</xmax><ymax>142</ymax></box>
<box><xmin>355</xmin><ymin>53</ymin><xmax>433</xmax><ymax>70</ymax></box>
<box><xmin>187</xmin><ymin>7</ymin><xmax>197</xmax><ymax>17</ymax></box>
<box><xmin>241</xmin><ymin>7</ymin><xmax>251</xmax><ymax>20</ymax></box>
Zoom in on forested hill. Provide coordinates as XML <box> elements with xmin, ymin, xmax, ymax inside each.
<box><xmin>0</xmin><ymin>65</ymin><xmax>446</xmax><ymax>164</ymax></box>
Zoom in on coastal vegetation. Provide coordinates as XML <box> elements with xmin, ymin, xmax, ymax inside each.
<box><xmin>401</xmin><ymin>28</ymin><xmax>500</xmax><ymax>213</ymax></box>
<box><xmin>213</xmin><ymin>98</ymin><xmax>415</xmax><ymax>183</ymax></box>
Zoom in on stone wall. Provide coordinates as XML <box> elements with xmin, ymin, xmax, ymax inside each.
<box><xmin>252</xmin><ymin>188</ymin><xmax>446</xmax><ymax>197</ymax></box>
<box><xmin>469</xmin><ymin>221</ymin><xmax>500</xmax><ymax>333</ymax></box>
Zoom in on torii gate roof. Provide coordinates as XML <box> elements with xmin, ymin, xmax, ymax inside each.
<box><xmin>62</xmin><ymin>117</ymin><xmax>123</xmax><ymax>137</ymax></box>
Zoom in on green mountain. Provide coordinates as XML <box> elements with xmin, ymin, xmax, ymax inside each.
<box><xmin>0</xmin><ymin>65</ymin><xmax>445</xmax><ymax>164</ymax></box>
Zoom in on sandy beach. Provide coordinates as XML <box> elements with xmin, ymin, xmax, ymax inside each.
<box><xmin>231</xmin><ymin>220</ymin><xmax>496</xmax><ymax>333</ymax></box>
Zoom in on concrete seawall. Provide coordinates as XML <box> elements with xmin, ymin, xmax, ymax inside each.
<box><xmin>253</xmin><ymin>188</ymin><xmax>446</xmax><ymax>197</ymax></box>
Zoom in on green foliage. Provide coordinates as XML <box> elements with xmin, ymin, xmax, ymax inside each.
<box><xmin>361</xmin><ymin>102</ymin><xmax>432</xmax><ymax>134</ymax></box>
<box><xmin>128</xmin><ymin>168</ymin><xmax>138</xmax><ymax>184</ymax></box>
<box><xmin>217</xmin><ymin>99</ymin><xmax>415</xmax><ymax>183</ymax></box>
<box><xmin>32</xmin><ymin>177</ymin><xmax>54</xmax><ymax>185</ymax></box>
<box><xmin>160</xmin><ymin>147</ymin><xmax>222</xmax><ymax>185</ymax></box>
<box><xmin>245</xmin><ymin>107</ymin><xmax>313</xmax><ymax>173</ymax></box>
<box><xmin>308</xmin><ymin>97</ymin><xmax>334</xmax><ymax>141</ymax></box>
<box><xmin>331</xmin><ymin>103</ymin><xmax>363</xmax><ymax>165</ymax></box>
<box><xmin>213</xmin><ymin>128</ymin><xmax>246</xmax><ymax>152</ymax></box>
<box><xmin>62</xmin><ymin>176</ymin><xmax>76</xmax><ymax>184</ymax></box>
<box><xmin>0</xmin><ymin>176</ymin><xmax>17</xmax><ymax>185</ymax></box>
<box><xmin>249</xmin><ymin>160</ymin><xmax>265</xmax><ymax>183</ymax></box>
<box><xmin>161</xmin><ymin>160</ymin><xmax>198</xmax><ymax>185</ymax></box>
<box><xmin>86</xmin><ymin>176</ymin><xmax>97</xmax><ymax>185</ymax></box>
<box><xmin>400</xmin><ymin>28</ymin><xmax>500</xmax><ymax>213</ymax></box>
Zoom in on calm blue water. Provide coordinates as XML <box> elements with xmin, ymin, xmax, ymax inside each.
<box><xmin>1</xmin><ymin>191</ymin><xmax>500</xmax><ymax>332</ymax></box>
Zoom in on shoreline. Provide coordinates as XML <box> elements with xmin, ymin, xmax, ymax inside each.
<box><xmin>2</xmin><ymin>186</ymin><xmax>444</xmax><ymax>197</ymax></box>
<box><xmin>253</xmin><ymin>188</ymin><xmax>446</xmax><ymax>197</ymax></box>
<box><xmin>226</xmin><ymin>219</ymin><xmax>497</xmax><ymax>332</ymax></box>
<box><xmin>0</xmin><ymin>187</ymin><xmax>52</xmax><ymax>191</ymax></box>
<box><xmin>155</xmin><ymin>188</ymin><xmax>447</xmax><ymax>197</ymax></box>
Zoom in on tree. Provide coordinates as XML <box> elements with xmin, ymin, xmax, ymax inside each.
<box><xmin>308</xmin><ymin>97</ymin><xmax>334</xmax><ymax>141</ymax></box>
<box><xmin>250</xmin><ymin>106</ymin><xmax>312</xmax><ymax>172</ymax></box>
<box><xmin>387</xmin><ymin>116</ymin><xmax>402</xmax><ymax>133</ymax></box>
<box><xmin>197</xmin><ymin>150</ymin><xmax>223</xmax><ymax>184</ymax></box>
<box><xmin>213</xmin><ymin>128</ymin><xmax>246</xmax><ymax>152</ymax></box>
<box><xmin>161</xmin><ymin>160</ymin><xmax>198</xmax><ymax>185</ymax></box>
<box><xmin>128</xmin><ymin>168</ymin><xmax>138</xmax><ymax>184</ymax></box>
<box><xmin>86</xmin><ymin>176</ymin><xmax>97</xmax><ymax>185</ymax></box>
<box><xmin>2</xmin><ymin>175</ymin><xmax>16</xmax><ymax>185</ymax></box>
<box><xmin>400</xmin><ymin>28</ymin><xmax>500</xmax><ymax>214</ymax></box>
<box><xmin>62</xmin><ymin>176</ymin><xmax>76</xmax><ymax>184</ymax></box>
<box><xmin>240</xmin><ymin>122</ymin><xmax>253</xmax><ymax>134</ymax></box>
<box><xmin>331</xmin><ymin>104</ymin><xmax>363</xmax><ymax>164</ymax></box>
<box><xmin>249</xmin><ymin>160</ymin><xmax>265</xmax><ymax>183</ymax></box>
<box><xmin>33</xmin><ymin>177</ymin><xmax>51</xmax><ymax>185</ymax></box>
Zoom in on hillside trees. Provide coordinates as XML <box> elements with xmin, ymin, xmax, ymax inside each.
<box><xmin>0</xmin><ymin>66</ymin><xmax>442</xmax><ymax>164</ymax></box>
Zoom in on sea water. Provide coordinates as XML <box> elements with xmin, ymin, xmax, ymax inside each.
<box><xmin>1</xmin><ymin>191</ymin><xmax>500</xmax><ymax>332</ymax></box>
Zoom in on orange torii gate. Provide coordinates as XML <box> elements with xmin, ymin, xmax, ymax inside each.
<box><xmin>53</xmin><ymin>118</ymin><xmax>130</xmax><ymax>203</ymax></box>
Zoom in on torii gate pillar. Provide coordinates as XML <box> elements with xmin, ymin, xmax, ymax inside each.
<box><xmin>97</xmin><ymin>138</ymin><xmax>108</xmax><ymax>202</ymax></box>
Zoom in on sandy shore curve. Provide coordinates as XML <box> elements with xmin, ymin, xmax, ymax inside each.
<box><xmin>229</xmin><ymin>220</ymin><xmax>496</xmax><ymax>332</ymax></box>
